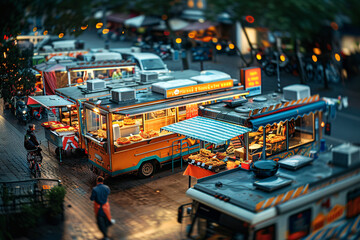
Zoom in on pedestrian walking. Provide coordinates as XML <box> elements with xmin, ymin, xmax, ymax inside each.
<box><xmin>90</xmin><ymin>176</ymin><xmax>113</xmax><ymax>240</ymax></box>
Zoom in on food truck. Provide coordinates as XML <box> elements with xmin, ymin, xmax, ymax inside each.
<box><xmin>55</xmin><ymin>69</ymin><xmax>205</xmax><ymax>153</ymax></box>
<box><xmin>82</xmin><ymin>70</ymin><xmax>247</xmax><ymax>177</ymax></box>
<box><xmin>33</xmin><ymin>60</ymin><xmax>136</xmax><ymax>95</ymax></box>
<box><xmin>177</xmin><ymin>143</ymin><xmax>360</xmax><ymax>240</ymax></box>
<box><xmin>159</xmin><ymin>84</ymin><xmax>329</xmax><ymax>177</ymax></box>
<box><xmin>27</xmin><ymin>95</ymin><xmax>77</xmax><ymax>162</ymax></box>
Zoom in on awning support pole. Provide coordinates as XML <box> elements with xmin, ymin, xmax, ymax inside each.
<box><xmin>245</xmin><ymin>132</ymin><xmax>249</xmax><ymax>160</ymax></box>
<box><xmin>262</xmin><ymin>129</ymin><xmax>266</xmax><ymax>159</ymax></box>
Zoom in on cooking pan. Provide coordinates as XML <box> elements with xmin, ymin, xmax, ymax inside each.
<box><xmin>251</xmin><ymin>160</ymin><xmax>279</xmax><ymax>179</ymax></box>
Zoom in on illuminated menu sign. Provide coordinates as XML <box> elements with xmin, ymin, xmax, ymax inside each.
<box><xmin>165</xmin><ymin>79</ymin><xmax>233</xmax><ymax>98</ymax></box>
<box><xmin>241</xmin><ymin>67</ymin><xmax>262</xmax><ymax>96</ymax></box>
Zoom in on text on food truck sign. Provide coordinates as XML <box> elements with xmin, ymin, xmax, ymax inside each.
<box><xmin>241</xmin><ymin>67</ymin><xmax>262</xmax><ymax>96</ymax></box>
<box><xmin>165</xmin><ymin>79</ymin><xmax>233</xmax><ymax>98</ymax></box>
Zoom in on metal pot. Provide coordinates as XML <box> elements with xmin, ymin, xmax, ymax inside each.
<box><xmin>251</xmin><ymin>160</ymin><xmax>279</xmax><ymax>179</ymax></box>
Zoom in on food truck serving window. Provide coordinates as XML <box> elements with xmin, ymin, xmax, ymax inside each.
<box><xmin>289</xmin><ymin>113</ymin><xmax>314</xmax><ymax>149</ymax></box>
<box><xmin>288</xmin><ymin>208</ymin><xmax>311</xmax><ymax>240</ymax></box>
<box><xmin>145</xmin><ymin>108</ymin><xmax>176</xmax><ymax>131</ymax></box>
<box><xmin>113</xmin><ymin>109</ymin><xmax>175</xmax><ymax>148</ymax></box>
<box><xmin>85</xmin><ymin>108</ymin><xmax>107</xmax><ymax>141</ymax></box>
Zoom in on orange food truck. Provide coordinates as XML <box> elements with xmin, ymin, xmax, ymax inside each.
<box><xmin>54</xmin><ymin>69</ymin><xmax>200</xmax><ymax>154</ymax></box>
<box><xmin>82</xmin><ymin>70</ymin><xmax>248</xmax><ymax>177</ymax></box>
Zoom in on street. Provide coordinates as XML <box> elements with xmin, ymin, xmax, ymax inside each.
<box><xmin>1</xmin><ymin>30</ymin><xmax>360</xmax><ymax>240</ymax></box>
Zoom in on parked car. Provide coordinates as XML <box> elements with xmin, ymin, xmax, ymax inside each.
<box><xmin>111</xmin><ymin>51</ymin><xmax>169</xmax><ymax>75</ymax></box>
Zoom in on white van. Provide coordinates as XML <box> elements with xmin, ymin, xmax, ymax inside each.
<box><xmin>79</xmin><ymin>52</ymin><xmax>122</xmax><ymax>62</ymax></box>
<box><xmin>110</xmin><ymin>51</ymin><xmax>169</xmax><ymax>75</ymax></box>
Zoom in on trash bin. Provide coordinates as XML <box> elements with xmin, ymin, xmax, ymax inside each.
<box><xmin>320</xmin><ymin>139</ymin><xmax>326</xmax><ymax>152</ymax></box>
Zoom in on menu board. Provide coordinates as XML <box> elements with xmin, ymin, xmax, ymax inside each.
<box><xmin>186</xmin><ymin>104</ymin><xmax>198</xmax><ymax>119</ymax></box>
<box><xmin>241</xmin><ymin>67</ymin><xmax>262</xmax><ymax>96</ymax></box>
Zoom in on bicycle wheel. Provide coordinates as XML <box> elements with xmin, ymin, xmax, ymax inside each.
<box><xmin>35</xmin><ymin>163</ymin><xmax>41</xmax><ymax>178</ymax></box>
<box><xmin>27</xmin><ymin>152</ymin><xmax>32</xmax><ymax>162</ymax></box>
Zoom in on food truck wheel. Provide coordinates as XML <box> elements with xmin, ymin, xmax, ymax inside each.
<box><xmin>138</xmin><ymin>161</ymin><xmax>155</xmax><ymax>178</ymax></box>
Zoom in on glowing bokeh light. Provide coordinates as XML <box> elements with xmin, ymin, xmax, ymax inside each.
<box><xmin>313</xmin><ymin>48</ymin><xmax>321</xmax><ymax>55</ymax></box>
<box><xmin>335</xmin><ymin>53</ymin><xmax>341</xmax><ymax>62</ymax></box>
<box><xmin>312</xmin><ymin>55</ymin><xmax>318</xmax><ymax>62</ymax></box>
<box><xmin>96</xmin><ymin>22</ymin><xmax>103</xmax><ymax>29</ymax></box>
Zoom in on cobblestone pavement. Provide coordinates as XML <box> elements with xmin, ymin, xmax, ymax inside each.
<box><xmin>0</xmin><ymin>100</ymin><xmax>192</xmax><ymax>240</ymax></box>
<box><xmin>1</xmin><ymin>30</ymin><xmax>360</xmax><ymax>240</ymax></box>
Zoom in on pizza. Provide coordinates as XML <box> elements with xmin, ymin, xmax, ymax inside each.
<box><xmin>117</xmin><ymin>137</ymin><xmax>130</xmax><ymax>145</ymax></box>
<box><xmin>129</xmin><ymin>135</ymin><xmax>142</xmax><ymax>142</ymax></box>
<box><xmin>124</xmin><ymin>118</ymin><xmax>136</xmax><ymax>125</ymax></box>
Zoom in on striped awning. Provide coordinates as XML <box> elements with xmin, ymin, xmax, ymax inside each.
<box><xmin>161</xmin><ymin>116</ymin><xmax>251</xmax><ymax>146</ymax></box>
<box><xmin>248</xmin><ymin>100</ymin><xmax>327</xmax><ymax>130</ymax></box>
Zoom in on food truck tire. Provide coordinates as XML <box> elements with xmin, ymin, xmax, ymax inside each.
<box><xmin>138</xmin><ymin>161</ymin><xmax>156</xmax><ymax>178</ymax></box>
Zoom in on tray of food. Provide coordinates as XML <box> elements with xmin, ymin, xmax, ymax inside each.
<box><xmin>187</xmin><ymin>149</ymin><xmax>227</xmax><ymax>172</ymax></box>
<box><xmin>140</xmin><ymin>130</ymin><xmax>159</xmax><ymax>139</ymax></box>
<box><xmin>42</xmin><ymin>121</ymin><xmax>61</xmax><ymax>129</ymax></box>
<box><xmin>116</xmin><ymin>137</ymin><xmax>131</xmax><ymax>145</ymax></box>
<box><xmin>124</xmin><ymin>118</ymin><xmax>136</xmax><ymax>125</ymax></box>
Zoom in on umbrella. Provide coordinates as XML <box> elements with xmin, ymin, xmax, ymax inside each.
<box><xmin>124</xmin><ymin>15</ymin><xmax>161</xmax><ymax>28</ymax></box>
<box><xmin>154</xmin><ymin>19</ymin><xmax>190</xmax><ymax>31</ymax></box>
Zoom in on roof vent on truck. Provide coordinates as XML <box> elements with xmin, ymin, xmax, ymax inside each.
<box><xmin>86</xmin><ymin>79</ymin><xmax>106</xmax><ymax>92</ymax></box>
<box><xmin>110</xmin><ymin>87</ymin><xmax>136</xmax><ymax>103</ymax></box>
<box><xmin>140</xmin><ymin>72</ymin><xmax>158</xmax><ymax>83</ymax></box>
<box><xmin>283</xmin><ymin>84</ymin><xmax>311</xmax><ymax>101</ymax></box>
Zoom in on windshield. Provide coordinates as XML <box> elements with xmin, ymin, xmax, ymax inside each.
<box><xmin>141</xmin><ymin>59</ymin><xmax>165</xmax><ymax>71</ymax></box>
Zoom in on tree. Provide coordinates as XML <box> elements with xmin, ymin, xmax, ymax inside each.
<box><xmin>0</xmin><ymin>41</ymin><xmax>37</xmax><ymax>104</ymax></box>
<box><xmin>0</xmin><ymin>0</ymin><xmax>97</xmax><ymax>104</ymax></box>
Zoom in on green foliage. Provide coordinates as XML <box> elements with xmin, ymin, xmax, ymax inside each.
<box><xmin>45</xmin><ymin>185</ymin><xmax>66</xmax><ymax>216</ymax></box>
<box><xmin>0</xmin><ymin>41</ymin><xmax>37</xmax><ymax>103</ymax></box>
<box><xmin>30</xmin><ymin>0</ymin><xmax>94</xmax><ymax>36</ymax></box>
<box><xmin>0</xmin><ymin>0</ymin><xmax>33</xmax><ymax>43</ymax></box>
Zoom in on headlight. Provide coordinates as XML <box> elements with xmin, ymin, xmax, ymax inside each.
<box><xmin>23</xmin><ymin>110</ymin><xmax>26</xmax><ymax>114</ymax></box>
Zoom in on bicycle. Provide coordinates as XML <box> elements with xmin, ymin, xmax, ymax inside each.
<box><xmin>27</xmin><ymin>148</ymin><xmax>43</xmax><ymax>178</ymax></box>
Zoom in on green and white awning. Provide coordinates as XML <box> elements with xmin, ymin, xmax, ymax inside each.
<box><xmin>161</xmin><ymin>116</ymin><xmax>250</xmax><ymax>146</ymax></box>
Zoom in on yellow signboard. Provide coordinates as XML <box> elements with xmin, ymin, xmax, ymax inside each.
<box><xmin>166</xmin><ymin>79</ymin><xmax>233</xmax><ymax>98</ymax></box>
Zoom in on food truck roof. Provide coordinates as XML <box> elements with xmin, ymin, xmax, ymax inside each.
<box><xmin>66</xmin><ymin>60</ymin><xmax>136</xmax><ymax>71</ymax></box>
<box><xmin>27</xmin><ymin>95</ymin><xmax>74</xmax><ymax>108</ymax></box>
<box><xmin>85</xmin><ymin>85</ymin><xmax>246</xmax><ymax>113</ymax></box>
<box><xmin>200</xmin><ymin>92</ymin><xmax>326</xmax><ymax>127</ymax></box>
<box><xmin>55</xmin><ymin>70</ymin><xmax>205</xmax><ymax>102</ymax></box>
<box><xmin>116</xmin><ymin>88</ymin><xmax>248</xmax><ymax>115</ymax></box>
<box><xmin>188</xmin><ymin>152</ymin><xmax>360</xmax><ymax>214</ymax></box>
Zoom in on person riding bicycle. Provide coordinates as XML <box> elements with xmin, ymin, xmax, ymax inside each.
<box><xmin>24</xmin><ymin>124</ymin><xmax>42</xmax><ymax>168</ymax></box>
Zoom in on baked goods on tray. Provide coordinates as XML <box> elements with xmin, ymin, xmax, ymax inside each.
<box><xmin>117</xmin><ymin>137</ymin><xmax>130</xmax><ymax>145</ymax></box>
<box><xmin>124</xmin><ymin>118</ymin><xmax>136</xmax><ymax>125</ymax></box>
<box><xmin>129</xmin><ymin>135</ymin><xmax>142</xmax><ymax>142</ymax></box>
